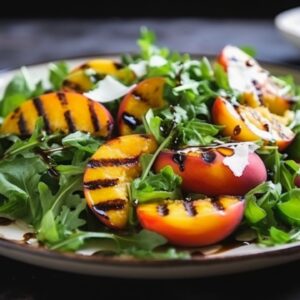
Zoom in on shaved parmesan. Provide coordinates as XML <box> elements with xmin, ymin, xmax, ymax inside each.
<box><xmin>223</xmin><ymin>143</ymin><xmax>259</xmax><ymax>177</ymax></box>
<box><xmin>129</xmin><ymin>61</ymin><xmax>147</xmax><ymax>77</ymax></box>
<box><xmin>84</xmin><ymin>76</ymin><xmax>135</xmax><ymax>103</ymax></box>
<box><xmin>149</xmin><ymin>55</ymin><xmax>168</xmax><ymax>67</ymax></box>
<box><xmin>224</xmin><ymin>45</ymin><xmax>269</xmax><ymax>93</ymax></box>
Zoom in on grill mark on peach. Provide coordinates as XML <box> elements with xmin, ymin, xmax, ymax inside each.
<box><xmin>11</xmin><ymin>107</ymin><xmax>20</xmax><ymax>120</ymax></box>
<box><xmin>140</xmin><ymin>134</ymin><xmax>152</xmax><ymax>140</ymax></box>
<box><xmin>157</xmin><ymin>203</ymin><xmax>169</xmax><ymax>216</ymax></box>
<box><xmin>56</xmin><ymin>92</ymin><xmax>68</xmax><ymax>105</ymax></box>
<box><xmin>78</xmin><ymin>63</ymin><xmax>90</xmax><ymax>70</ymax></box>
<box><xmin>212</xmin><ymin>199</ymin><xmax>225</xmax><ymax>211</ymax></box>
<box><xmin>183</xmin><ymin>201</ymin><xmax>197</xmax><ymax>216</ymax></box>
<box><xmin>87</xmin><ymin>156</ymin><xmax>139</xmax><ymax>168</ymax></box>
<box><xmin>17</xmin><ymin>112</ymin><xmax>30</xmax><ymax>136</ymax></box>
<box><xmin>113</xmin><ymin>62</ymin><xmax>123</xmax><ymax>69</ymax></box>
<box><xmin>93</xmin><ymin>199</ymin><xmax>126</xmax><ymax>215</ymax></box>
<box><xmin>88</xmin><ymin>101</ymin><xmax>100</xmax><ymax>132</ymax></box>
<box><xmin>64</xmin><ymin>110</ymin><xmax>76</xmax><ymax>133</ymax></box>
<box><xmin>33</xmin><ymin>97</ymin><xmax>51</xmax><ymax>133</ymax></box>
<box><xmin>63</xmin><ymin>80</ymin><xmax>82</xmax><ymax>92</ymax></box>
<box><xmin>84</xmin><ymin>178</ymin><xmax>119</xmax><ymax>190</ymax></box>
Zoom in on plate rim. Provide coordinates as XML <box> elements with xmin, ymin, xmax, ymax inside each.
<box><xmin>1</xmin><ymin>52</ymin><xmax>300</xmax><ymax>74</ymax></box>
<box><xmin>1</xmin><ymin>236</ymin><xmax>300</xmax><ymax>267</ymax></box>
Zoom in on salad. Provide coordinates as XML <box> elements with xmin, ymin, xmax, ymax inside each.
<box><xmin>0</xmin><ymin>28</ymin><xmax>300</xmax><ymax>259</ymax></box>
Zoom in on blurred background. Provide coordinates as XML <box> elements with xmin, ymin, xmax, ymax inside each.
<box><xmin>0</xmin><ymin>0</ymin><xmax>299</xmax><ymax>18</ymax></box>
<box><xmin>0</xmin><ymin>0</ymin><xmax>299</xmax><ymax>69</ymax></box>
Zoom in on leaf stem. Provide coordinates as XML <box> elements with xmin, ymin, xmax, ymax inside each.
<box><xmin>141</xmin><ymin>133</ymin><xmax>172</xmax><ymax>181</ymax></box>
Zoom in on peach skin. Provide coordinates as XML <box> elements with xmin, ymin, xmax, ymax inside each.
<box><xmin>137</xmin><ymin>196</ymin><xmax>244</xmax><ymax>247</ymax></box>
<box><xmin>154</xmin><ymin>146</ymin><xmax>267</xmax><ymax>196</ymax></box>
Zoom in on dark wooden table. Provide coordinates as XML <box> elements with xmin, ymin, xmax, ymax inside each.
<box><xmin>0</xmin><ymin>19</ymin><xmax>300</xmax><ymax>300</ymax></box>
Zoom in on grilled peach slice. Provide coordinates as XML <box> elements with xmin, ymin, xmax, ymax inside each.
<box><xmin>218</xmin><ymin>45</ymin><xmax>293</xmax><ymax>115</ymax></box>
<box><xmin>0</xmin><ymin>92</ymin><xmax>113</xmax><ymax>138</ymax></box>
<box><xmin>83</xmin><ymin>134</ymin><xmax>157</xmax><ymax>229</ymax></box>
<box><xmin>63</xmin><ymin>59</ymin><xmax>134</xmax><ymax>92</ymax></box>
<box><xmin>117</xmin><ymin>77</ymin><xmax>166</xmax><ymax>135</ymax></box>
<box><xmin>137</xmin><ymin>196</ymin><xmax>244</xmax><ymax>246</ymax></box>
<box><xmin>212</xmin><ymin>97</ymin><xmax>295</xmax><ymax>151</ymax></box>
<box><xmin>154</xmin><ymin>146</ymin><xmax>266</xmax><ymax>196</ymax></box>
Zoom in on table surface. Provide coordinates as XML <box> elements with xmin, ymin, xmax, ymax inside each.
<box><xmin>1</xmin><ymin>18</ymin><xmax>300</xmax><ymax>300</ymax></box>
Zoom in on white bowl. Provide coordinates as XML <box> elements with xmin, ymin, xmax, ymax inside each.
<box><xmin>275</xmin><ymin>7</ymin><xmax>300</xmax><ymax>51</ymax></box>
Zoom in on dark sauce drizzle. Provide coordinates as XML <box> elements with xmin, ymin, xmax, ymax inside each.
<box><xmin>122</xmin><ymin>112</ymin><xmax>141</xmax><ymax>129</ymax></box>
<box><xmin>201</xmin><ymin>151</ymin><xmax>216</xmax><ymax>163</ymax></box>
<box><xmin>172</xmin><ymin>153</ymin><xmax>186</xmax><ymax>172</ymax></box>
<box><xmin>0</xmin><ymin>217</ymin><xmax>14</xmax><ymax>226</ymax></box>
<box><xmin>36</xmin><ymin>148</ymin><xmax>59</xmax><ymax>177</ymax></box>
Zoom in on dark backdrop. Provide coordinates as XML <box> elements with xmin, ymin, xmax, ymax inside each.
<box><xmin>0</xmin><ymin>0</ymin><xmax>299</xmax><ymax>18</ymax></box>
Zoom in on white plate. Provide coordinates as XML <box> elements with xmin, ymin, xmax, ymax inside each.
<box><xmin>275</xmin><ymin>7</ymin><xmax>300</xmax><ymax>51</ymax></box>
<box><xmin>0</xmin><ymin>57</ymin><xmax>300</xmax><ymax>278</ymax></box>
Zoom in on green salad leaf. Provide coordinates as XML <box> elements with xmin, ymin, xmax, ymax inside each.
<box><xmin>0</xmin><ymin>67</ymin><xmax>45</xmax><ymax>117</ymax></box>
<box><xmin>61</xmin><ymin>131</ymin><xmax>102</xmax><ymax>154</ymax></box>
<box><xmin>132</xmin><ymin>166</ymin><xmax>182</xmax><ymax>203</ymax></box>
<box><xmin>48</xmin><ymin>61</ymin><xmax>69</xmax><ymax>90</ymax></box>
<box><xmin>0</xmin><ymin>156</ymin><xmax>47</xmax><ymax>224</ymax></box>
<box><xmin>277</xmin><ymin>189</ymin><xmax>300</xmax><ymax>226</ymax></box>
<box><xmin>262</xmin><ymin>148</ymin><xmax>300</xmax><ymax>192</ymax></box>
<box><xmin>37</xmin><ymin>175</ymin><xmax>84</xmax><ymax>243</ymax></box>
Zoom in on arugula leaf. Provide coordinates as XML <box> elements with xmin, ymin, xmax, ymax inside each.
<box><xmin>275</xmin><ymin>75</ymin><xmax>300</xmax><ymax>106</ymax></box>
<box><xmin>277</xmin><ymin>189</ymin><xmax>300</xmax><ymax>226</ymax></box>
<box><xmin>199</xmin><ymin>57</ymin><xmax>214</xmax><ymax>80</ymax></box>
<box><xmin>131</xmin><ymin>166</ymin><xmax>182</xmax><ymax>203</ymax></box>
<box><xmin>50</xmin><ymin>229</ymin><xmax>165</xmax><ymax>252</ymax></box>
<box><xmin>0</xmin><ymin>156</ymin><xmax>47</xmax><ymax>224</ymax></box>
<box><xmin>245</xmin><ymin>197</ymin><xmax>267</xmax><ymax>224</ymax></box>
<box><xmin>177</xmin><ymin>119</ymin><xmax>220</xmax><ymax>146</ymax></box>
<box><xmin>0</xmin><ymin>67</ymin><xmax>45</xmax><ymax>117</ymax></box>
<box><xmin>62</xmin><ymin>131</ymin><xmax>102</xmax><ymax>154</ymax></box>
<box><xmin>262</xmin><ymin>148</ymin><xmax>300</xmax><ymax>191</ymax></box>
<box><xmin>268</xmin><ymin>227</ymin><xmax>291</xmax><ymax>245</ymax></box>
<box><xmin>56</xmin><ymin>165</ymin><xmax>85</xmax><ymax>176</ymax></box>
<box><xmin>49</xmin><ymin>228</ymin><xmax>189</xmax><ymax>259</ymax></box>
<box><xmin>214</xmin><ymin>63</ymin><xmax>230</xmax><ymax>91</ymax></box>
<box><xmin>144</xmin><ymin>108</ymin><xmax>220</xmax><ymax>147</ymax></box>
<box><xmin>48</xmin><ymin>61</ymin><xmax>69</xmax><ymax>90</ymax></box>
<box><xmin>245</xmin><ymin>181</ymin><xmax>281</xmax><ymax>228</ymax></box>
<box><xmin>38</xmin><ymin>175</ymin><xmax>84</xmax><ymax>243</ymax></box>
<box><xmin>243</xmin><ymin>182</ymin><xmax>300</xmax><ymax>246</ymax></box>
<box><xmin>3</xmin><ymin>118</ymin><xmax>45</xmax><ymax>159</ymax></box>
<box><xmin>138</xmin><ymin>27</ymin><xmax>157</xmax><ymax>59</ymax></box>
<box><xmin>143</xmin><ymin>109</ymin><xmax>165</xmax><ymax>143</ymax></box>
<box><xmin>239</xmin><ymin>46</ymin><xmax>257</xmax><ymax>58</ymax></box>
